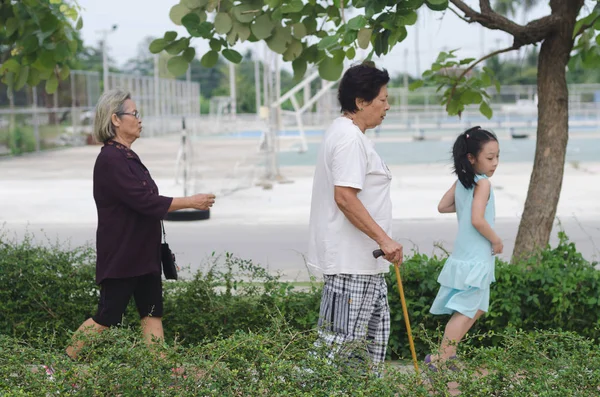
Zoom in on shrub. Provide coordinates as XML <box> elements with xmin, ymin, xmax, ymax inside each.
<box><xmin>0</xmin><ymin>326</ymin><xmax>598</xmax><ymax>396</ymax></box>
<box><xmin>1</xmin><ymin>229</ymin><xmax>599</xmax><ymax>363</ymax></box>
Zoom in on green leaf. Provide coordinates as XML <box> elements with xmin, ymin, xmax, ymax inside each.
<box><xmin>231</xmin><ymin>21</ymin><xmax>251</xmax><ymax>42</ymax></box>
<box><xmin>303</xmin><ymin>17</ymin><xmax>317</xmax><ymax>34</ymax></box>
<box><xmin>45</xmin><ymin>73</ymin><xmax>59</xmax><ymax>94</ymax></box>
<box><xmin>396</xmin><ymin>11</ymin><xmax>417</xmax><ymax>26</ymax></box>
<box><xmin>167</xmin><ymin>56</ymin><xmax>189</xmax><ymax>76</ymax></box>
<box><xmin>53</xmin><ymin>42</ymin><xmax>70</xmax><ymax>62</ymax></box>
<box><xmin>232</xmin><ymin>5</ymin><xmax>257</xmax><ymax>23</ymax></box>
<box><xmin>318</xmin><ymin>56</ymin><xmax>343</xmax><ymax>81</ymax></box>
<box><xmin>222</xmin><ymin>48</ymin><xmax>243</xmax><ymax>63</ymax></box>
<box><xmin>480</xmin><ymin>101</ymin><xmax>493</xmax><ymax>119</ymax></box>
<box><xmin>283</xmin><ymin>39</ymin><xmax>303</xmax><ymax>61</ymax></box>
<box><xmin>201</xmin><ymin>50</ymin><xmax>220</xmax><ymax>67</ymax></box>
<box><xmin>281</xmin><ymin>0</ymin><xmax>304</xmax><ymax>13</ymax></box>
<box><xmin>165</xmin><ymin>38</ymin><xmax>190</xmax><ymax>55</ymax></box>
<box><xmin>58</xmin><ymin>65</ymin><xmax>70</xmax><ymax>81</ymax></box>
<box><xmin>357</xmin><ymin>28</ymin><xmax>372</xmax><ymax>49</ymax></box>
<box><xmin>164</xmin><ymin>31</ymin><xmax>178</xmax><ymax>41</ymax></box>
<box><xmin>170</xmin><ymin>4</ymin><xmax>190</xmax><ymax>25</ymax></box>
<box><xmin>317</xmin><ymin>35</ymin><xmax>339</xmax><ymax>51</ymax></box>
<box><xmin>266</xmin><ymin>25</ymin><xmax>292</xmax><ymax>54</ymax></box>
<box><xmin>347</xmin><ymin>15</ymin><xmax>367</xmax><ymax>31</ymax></box>
<box><xmin>190</xmin><ymin>22</ymin><xmax>213</xmax><ymax>38</ymax></box>
<box><xmin>40</xmin><ymin>15</ymin><xmax>59</xmax><ymax>34</ymax></box>
<box><xmin>27</xmin><ymin>68</ymin><xmax>41</xmax><ymax>87</ymax></box>
<box><xmin>388</xmin><ymin>26</ymin><xmax>407</xmax><ymax>47</ymax></box>
<box><xmin>183</xmin><ymin>0</ymin><xmax>208</xmax><ymax>8</ymax></box>
<box><xmin>6</xmin><ymin>18</ymin><xmax>18</xmax><ymax>37</ymax></box>
<box><xmin>292</xmin><ymin>23</ymin><xmax>306</xmax><ymax>39</ymax></box>
<box><xmin>15</xmin><ymin>66</ymin><xmax>29</xmax><ymax>91</ymax></box>
<box><xmin>149</xmin><ymin>38</ymin><xmax>168</xmax><ymax>54</ymax></box>
<box><xmin>409</xmin><ymin>80</ymin><xmax>424</xmax><ymax>91</ymax></box>
<box><xmin>252</xmin><ymin>14</ymin><xmax>275</xmax><ymax>39</ymax></box>
<box><xmin>461</xmin><ymin>90</ymin><xmax>481</xmax><ymax>104</ymax></box>
<box><xmin>373</xmin><ymin>30</ymin><xmax>390</xmax><ymax>56</ymax></box>
<box><xmin>332</xmin><ymin>49</ymin><xmax>345</xmax><ymax>64</ymax></box>
<box><xmin>214</xmin><ymin>12</ymin><xmax>233</xmax><ymax>34</ymax></box>
<box><xmin>75</xmin><ymin>17</ymin><xmax>83</xmax><ymax>30</ymax></box>
<box><xmin>182</xmin><ymin>47</ymin><xmax>196</xmax><ymax>62</ymax></box>
<box><xmin>425</xmin><ymin>0</ymin><xmax>448</xmax><ymax>11</ymax></box>
<box><xmin>182</xmin><ymin>12</ymin><xmax>201</xmax><ymax>31</ymax></box>
<box><xmin>68</xmin><ymin>39</ymin><xmax>78</xmax><ymax>53</ymax></box>
<box><xmin>209</xmin><ymin>39</ymin><xmax>222</xmax><ymax>51</ymax></box>
<box><xmin>481</xmin><ymin>73</ymin><xmax>492</xmax><ymax>86</ymax></box>
<box><xmin>1</xmin><ymin>59</ymin><xmax>20</xmax><ymax>74</ymax></box>
<box><xmin>292</xmin><ymin>58</ymin><xmax>307</xmax><ymax>81</ymax></box>
<box><xmin>20</xmin><ymin>35</ymin><xmax>38</xmax><ymax>54</ymax></box>
<box><xmin>346</xmin><ymin>47</ymin><xmax>356</xmax><ymax>60</ymax></box>
<box><xmin>447</xmin><ymin>99</ymin><xmax>460</xmax><ymax>115</ymax></box>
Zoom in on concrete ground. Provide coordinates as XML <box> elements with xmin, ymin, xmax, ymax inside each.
<box><xmin>1</xmin><ymin>134</ymin><xmax>599</xmax><ymax>281</ymax></box>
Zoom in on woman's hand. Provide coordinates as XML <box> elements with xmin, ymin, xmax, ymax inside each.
<box><xmin>190</xmin><ymin>194</ymin><xmax>215</xmax><ymax>210</ymax></box>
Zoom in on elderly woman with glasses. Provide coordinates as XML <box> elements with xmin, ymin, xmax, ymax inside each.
<box><xmin>66</xmin><ymin>89</ymin><xmax>215</xmax><ymax>359</ymax></box>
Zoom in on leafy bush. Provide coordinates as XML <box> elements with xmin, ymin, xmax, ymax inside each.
<box><xmin>1</xmin><ymin>325</ymin><xmax>598</xmax><ymax>396</ymax></box>
<box><xmin>0</xmin><ymin>233</ymin><xmax>97</xmax><ymax>343</ymax></box>
<box><xmin>1</xmin><ymin>229</ymin><xmax>599</xmax><ymax>363</ymax></box>
<box><xmin>387</xmin><ymin>231</ymin><xmax>600</xmax><ymax>358</ymax></box>
<box><xmin>8</xmin><ymin>126</ymin><xmax>36</xmax><ymax>155</ymax></box>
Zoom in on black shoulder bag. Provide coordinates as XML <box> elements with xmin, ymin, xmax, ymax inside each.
<box><xmin>161</xmin><ymin>221</ymin><xmax>178</xmax><ymax>280</ymax></box>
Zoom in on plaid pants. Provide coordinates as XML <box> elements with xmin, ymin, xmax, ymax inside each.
<box><xmin>316</xmin><ymin>273</ymin><xmax>391</xmax><ymax>364</ymax></box>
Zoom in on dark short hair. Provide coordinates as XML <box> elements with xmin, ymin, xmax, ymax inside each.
<box><xmin>452</xmin><ymin>126</ymin><xmax>498</xmax><ymax>189</ymax></box>
<box><xmin>338</xmin><ymin>62</ymin><xmax>390</xmax><ymax>113</ymax></box>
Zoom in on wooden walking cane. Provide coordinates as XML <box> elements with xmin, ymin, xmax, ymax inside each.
<box><xmin>373</xmin><ymin>249</ymin><xmax>420</xmax><ymax>373</ymax></box>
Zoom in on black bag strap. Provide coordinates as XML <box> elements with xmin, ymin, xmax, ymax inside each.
<box><xmin>161</xmin><ymin>220</ymin><xmax>167</xmax><ymax>244</ymax></box>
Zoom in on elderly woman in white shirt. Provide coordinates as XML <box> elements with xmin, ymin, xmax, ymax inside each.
<box><xmin>307</xmin><ymin>62</ymin><xmax>403</xmax><ymax>368</ymax></box>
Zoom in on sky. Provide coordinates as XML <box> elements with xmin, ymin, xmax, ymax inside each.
<box><xmin>75</xmin><ymin>0</ymin><xmax>589</xmax><ymax>79</ymax></box>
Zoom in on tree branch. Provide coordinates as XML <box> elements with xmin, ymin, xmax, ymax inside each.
<box><xmin>450</xmin><ymin>0</ymin><xmax>560</xmax><ymax>47</ymax></box>
<box><xmin>446</xmin><ymin>45</ymin><xmax>517</xmax><ymax>111</ymax></box>
<box><xmin>448</xmin><ymin>6</ymin><xmax>470</xmax><ymax>23</ymax></box>
<box><xmin>456</xmin><ymin>45</ymin><xmax>516</xmax><ymax>83</ymax></box>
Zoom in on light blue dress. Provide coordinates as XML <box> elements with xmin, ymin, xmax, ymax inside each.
<box><xmin>430</xmin><ymin>175</ymin><xmax>496</xmax><ymax>319</ymax></box>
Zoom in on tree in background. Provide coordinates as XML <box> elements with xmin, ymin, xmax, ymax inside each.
<box><xmin>0</xmin><ymin>0</ymin><xmax>83</xmax><ymax>94</ymax></box>
<box><xmin>156</xmin><ymin>0</ymin><xmax>599</xmax><ymax>261</ymax></box>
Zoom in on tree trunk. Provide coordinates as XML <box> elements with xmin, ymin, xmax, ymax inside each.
<box><xmin>512</xmin><ymin>0</ymin><xmax>584</xmax><ymax>262</ymax></box>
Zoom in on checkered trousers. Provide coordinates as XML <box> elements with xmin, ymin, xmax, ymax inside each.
<box><xmin>315</xmin><ymin>273</ymin><xmax>391</xmax><ymax>364</ymax></box>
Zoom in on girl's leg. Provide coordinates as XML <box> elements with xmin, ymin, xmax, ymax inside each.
<box><xmin>435</xmin><ymin>310</ymin><xmax>485</xmax><ymax>361</ymax></box>
<box><xmin>66</xmin><ymin>318</ymin><xmax>108</xmax><ymax>359</ymax></box>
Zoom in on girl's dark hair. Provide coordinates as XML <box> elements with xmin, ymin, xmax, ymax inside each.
<box><xmin>338</xmin><ymin>61</ymin><xmax>390</xmax><ymax>113</ymax></box>
<box><xmin>452</xmin><ymin>126</ymin><xmax>498</xmax><ymax>189</ymax></box>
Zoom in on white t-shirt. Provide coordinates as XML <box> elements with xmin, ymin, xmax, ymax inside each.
<box><xmin>307</xmin><ymin>117</ymin><xmax>393</xmax><ymax>275</ymax></box>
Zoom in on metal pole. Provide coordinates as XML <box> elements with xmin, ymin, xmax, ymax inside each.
<box><xmin>32</xmin><ymin>86</ymin><xmax>40</xmax><ymax>152</ymax></box>
<box><xmin>254</xmin><ymin>58</ymin><xmax>261</xmax><ymax>116</ymax></box>
<box><xmin>154</xmin><ymin>54</ymin><xmax>160</xmax><ymax>137</ymax></box>
<box><xmin>229</xmin><ymin>62</ymin><xmax>236</xmax><ymax>118</ymax></box>
<box><xmin>102</xmin><ymin>38</ymin><xmax>108</xmax><ymax>92</ymax></box>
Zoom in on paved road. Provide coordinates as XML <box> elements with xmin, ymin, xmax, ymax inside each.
<box><xmin>4</xmin><ymin>218</ymin><xmax>599</xmax><ymax>281</ymax></box>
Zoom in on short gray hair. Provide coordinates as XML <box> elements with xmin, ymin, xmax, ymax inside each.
<box><xmin>93</xmin><ymin>89</ymin><xmax>131</xmax><ymax>143</ymax></box>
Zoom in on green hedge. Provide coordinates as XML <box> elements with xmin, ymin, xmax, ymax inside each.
<box><xmin>1</xmin><ymin>326</ymin><xmax>599</xmax><ymax>396</ymax></box>
<box><xmin>1</xmin><ymin>231</ymin><xmax>599</xmax><ymax>361</ymax></box>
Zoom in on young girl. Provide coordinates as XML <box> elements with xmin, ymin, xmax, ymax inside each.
<box><xmin>425</xmin><ymin>126</ymin><xmax>502</xmax><ymax>370</ymax></box>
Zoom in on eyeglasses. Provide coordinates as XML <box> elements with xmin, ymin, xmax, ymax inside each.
<box><xmin>116</xmin><ymin>110</ymin><xmax>141</xmax><ymax>120</ymax></box>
